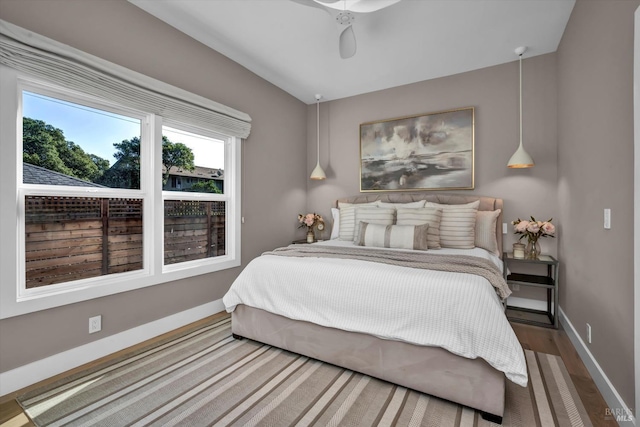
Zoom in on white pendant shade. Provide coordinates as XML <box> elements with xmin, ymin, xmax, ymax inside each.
<box><xmin>310</xmin><ymin>94</ymin><xmax>327</xmax><ymax>180</ymax></box>
<box><xmin>310</xmin><ymin>162</ymin><xmax>326</xmax><ymax>180</ymax></box>
<box><xmin>507</xmin><ymin>143</ymin><xmax>535</xmax><ymax>168</ymax></box>
<box><xmin>508</xmin><ymin>46</ymin><xmax>534</xmax><ymax>169</ymax></box>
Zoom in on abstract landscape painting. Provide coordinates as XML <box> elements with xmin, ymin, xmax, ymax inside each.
<box><xmin>360</xmin><ymin>107</ymin><xmax>474</xmax><ymax>191</ymax></box>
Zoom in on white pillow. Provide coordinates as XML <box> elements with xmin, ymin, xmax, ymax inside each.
<box><xmin>356</xmin><ymin>222</ymin><xmax>429</xmax><ymax>250</ymax></box>
<box><xmin>377</xmin><ymin>200</ymin><xmax>426</xmax><ymax>209</ymax></box>
<box><xmin>330</xmin><ymin>207</ymin><xmax>340</xmax><ymax>240</ymax></box>
<box><xmin>424</xmin><ymin>200</ymin><xmax>479</xmax><ymax>249</ymax></box>
<box><xmin>337</xmin><ymin>201</ymin><xmax>379</xmax><ymax>241</ymax></box>
<box><xmin>396</xmin><ymin>207</ymin><xmax>443</xmax><ymax>249</ymax></box>
<box><xmin>353</xmin><ymin>206</ymin><xmax>395</xmax><ymax>242</ymax></box>
<box><xmin>475</xmin><ymin>209</ymin><xmax>501</xmax><ymax>256</ymax></box>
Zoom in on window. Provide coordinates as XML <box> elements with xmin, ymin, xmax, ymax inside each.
<box><xmin>0</xmin><ymin>68</ymin><xmax>241</xmax><ymax>317</ymax></box>
<box><xmin>21</xmin><ymin>90</ymin><xmax>146</xmax><ymax>289</ymax></box>
<box><xmin>161</xmin><ymin>126</ymin><xmax>228</xmax><ymax>268</ymax></box>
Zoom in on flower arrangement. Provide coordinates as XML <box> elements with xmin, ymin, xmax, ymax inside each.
<box><xmin>512</xmin><ymin>216</ymin><xmax>555</xmax><ymax>258</ymax></box>
<box><xmin>298</xmin><ymin>213</ymin><xmax>324</xmax><ymax>243</ymax></box>
<box><xmin>298</xmin><ymin>213</ymin><xmax>324</xmax><ymax>230</ymax></box>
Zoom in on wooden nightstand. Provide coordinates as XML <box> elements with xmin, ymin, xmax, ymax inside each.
<box><xmin>503</xmin><ymin>252</ymin><xmax>559</xmax><ymax>329</ymax></box>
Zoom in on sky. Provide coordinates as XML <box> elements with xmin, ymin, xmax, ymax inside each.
<box><xmin>22</xmin><ymin>91</ymin><xmax>224</xmax><ymax>170</ymax></box>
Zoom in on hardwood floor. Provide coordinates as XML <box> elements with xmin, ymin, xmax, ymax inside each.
<box><xmin>0</xmin><ymin>316</ymin><xmax>617</xmax><ymax>427</ymax></box>
<box><xmin>511</xmin><ymin>322</ymin><xmax>618</xmax><ymax>427</ymax></box>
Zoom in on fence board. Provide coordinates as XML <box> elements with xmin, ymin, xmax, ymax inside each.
<box><xmin>25</xmin><ymin>237</ymin><xmax>103</xmax><ymax>252</ymax></box>
<box><xmin>27</xmin><ymin>268</ymin><xmax>103</xmax><ymax>288</ymax></box>
<box><xmin>26</xmin><ymin>228</ymin><xmax>104</xmax><ymax>242</ymax></box>
<box><xmin>26</xmin><ymin>253</ymin><xmax>103</xmax><ymax>271</ymax></box>
<box><xmin>26</xmin><ymin>244</ymin><xmax>104</xmax><ymax>262</ymax></box>
<box><xmin>25</xmin><ymin>220</ymin><xmax>103</xmax><ymax>233</ymax></box>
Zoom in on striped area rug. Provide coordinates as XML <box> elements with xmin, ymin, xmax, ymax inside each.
<box><xmin>17</xmin><ymin>316</ymin><xmax>592</xmax><ymax>426</ymax></box>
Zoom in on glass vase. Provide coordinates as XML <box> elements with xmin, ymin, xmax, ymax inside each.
<box><xmin>306</xmin><ymin>229</ymin><xmax>315</xmax><ymax>243</ymax></box>
<box><xmin>525</xmin><ymin>239</ymin><xmax>541</xmax><ymax>259</ymax></box>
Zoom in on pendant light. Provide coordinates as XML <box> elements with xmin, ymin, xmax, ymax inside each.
<box><xmin>507</xmin><ymin>46</ymin><xmax>535</xmax><ymax>168</ymax></box>
<box><xmin>310</xmin><ymin>94</ymin><xmax>327</xmax><ymax>180</ymax></box>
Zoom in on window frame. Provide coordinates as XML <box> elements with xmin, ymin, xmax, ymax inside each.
<box><xmin>0</xmin><ymin>67</ymin><xmax>241</xmax><ymax>319</ymax></box>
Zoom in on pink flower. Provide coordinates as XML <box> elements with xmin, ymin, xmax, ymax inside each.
<box><xmin>541</xmin><ymin>222</ymin><xmax>555</xmax><ymax>235</ymax></box>
<box><xmin>527</xmin><ymin>222</ymin><xmax>540</xmax><ymax>233</ymax></box>
<box><xmin>514</xmin><ymin>220</ymin><xmax>529</xmax><ymax>233</ymax></box>
<box><xmin>304</xmin><ymin>214</ymin><xmax>316</xmax><ymax>227</ymax></box>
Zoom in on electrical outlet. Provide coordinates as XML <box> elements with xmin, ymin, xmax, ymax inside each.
<box><xmin>586</xmin><ymin>323</ymin><xmax>592</xmax><ymax>344</ymax></box>
<box><xmin>89</xmin><ymin>315</ymin><xmax>102</xmax><ymax>334</ymax></box>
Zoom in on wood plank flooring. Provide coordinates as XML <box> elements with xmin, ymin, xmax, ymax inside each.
<box><xmin>0</xmin><ymin>315</ymin><xmax>618</xmax><ymax>427</ymax></box>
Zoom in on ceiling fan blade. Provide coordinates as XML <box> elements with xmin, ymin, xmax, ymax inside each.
<box><xmin>312</xmin><ymin>0</ymin><xmax>401</xmax><ymax>13</ymax></box>
<box><xmin>290</xmin><ymin>0</ymin><xmax>332</xmax><ymax>15</ymax></box>
<box><xmin>339</xmin><ymin>25</ymin><xmax>357</xmax><ymax>59</ymax></box>
<box><xmin>348</xmin><ymin>0</ymin><xmax>401</xmax><ymax>13</ymax></box>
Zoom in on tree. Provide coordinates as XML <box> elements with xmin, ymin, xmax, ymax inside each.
<box><xmin>162</xmin><ymin>138</ymin><xmax>195</xmax><ymax>184</ymax></box>
<box><xmin>22</xmin><ymin>117</ymin><xmax>110</xmax><ymax>182</ymax></box>
<box><xmin>97</xmin><ymin>135</ymin><xmax>196</xmax><ymax>189</ymax></box>
<box><xmin>187</xmin><ymin>180</ymin><xmax>222</xmax><ymax>194</ymax></box>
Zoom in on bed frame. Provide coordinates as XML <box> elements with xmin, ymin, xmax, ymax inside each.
<box><xmin>232</xmin><ymin>193</ymin><xmax>506</xmax><ymax>423</ymax></box>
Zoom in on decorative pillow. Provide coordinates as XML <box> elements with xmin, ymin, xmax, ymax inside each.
<box><xmin>424</xmin><ymin>201</ymin><xmax>479</xmax><ymax>249</ymax></box>
<box><xmin>396</xmin><ymin>207</ymin><xmax>443</xmax><ymax>249</ymax></box>
<box><xmin>356</xmin><ymin>222</ymin><xmax>429</xmax><ymax>250</ymax></box>
<box><xmin>353</xmin><ymin>206</ymin><xmax>395</xmax><ymax>242</ymax></box>
<box><xmin>377</xmin><ymin>200</ymin><xmax>426</xmax><ymax>209</ymax></box>
<box><xmin>337</xmin><ymin>201</ymin><xmax>379</xmax><ymax>241</ymax></box>
<box><xmin>330</xmin><ymin>207</ymin><xmax>340</xmax><ymax>240</ymax></box>
<box><xmin>475</xmin><ymin>209</ymin><xmax>501</xmax><ymax>256</ymax></box>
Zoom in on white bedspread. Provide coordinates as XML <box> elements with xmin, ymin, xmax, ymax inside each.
<box><xmin>223</xmin><ymin>241</ymin><xmax>527</xmax><ymax>386</ymax></box>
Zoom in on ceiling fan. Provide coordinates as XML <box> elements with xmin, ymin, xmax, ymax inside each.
<box><xmin>292</xmin><ymin>0</ymin><xmax>401</xmax><ymax>59</ymax></box>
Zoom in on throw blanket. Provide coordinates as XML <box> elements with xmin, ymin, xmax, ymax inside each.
<box><xmin>265</xmin><ymin>245</ymin><xmax>512</xmax><ymax>300</ymax></box>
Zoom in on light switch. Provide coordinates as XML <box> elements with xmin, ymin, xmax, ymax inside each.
<box><xmin>604</xmin><ymin>209</ymin><xmax>611</xmax><ymax>229</ymax></box>
<box><xmin>502</xmin><ymin>223</ymin><xmax>508</xmax><ymax>234</ymax></box>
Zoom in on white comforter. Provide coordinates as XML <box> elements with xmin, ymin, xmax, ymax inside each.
<box><xmin>223</xmin><ymin>241</ymin><xmax>528</xmax><ymax>386</ymax></box>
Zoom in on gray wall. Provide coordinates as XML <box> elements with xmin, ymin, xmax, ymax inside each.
<box><xmin>557</xmin><ymin>0</ymin><xmax>638</xmax><ymax>408</ymax></box>
<box><xmin>0</xmin><ymin>0</ymin><xmax>308</xmax><ymax>373</ymax></box>
<box><xmin>307</xmin><ymin>54</ymin><xmax>560</xmax><ymax>305</ymax></box>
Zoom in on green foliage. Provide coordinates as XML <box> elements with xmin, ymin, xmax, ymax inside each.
<box><xmin>22</xmin><ymin>117</ymin><xmax>110</xmax><ymax>182</ymax></box>
<box><xmin>187</xmin><ymin>180</ymin><xmax>222</xmax><ymax>194</ymax></box>
<box><xmin>162</xmin><ymin>139</ymin><xmax>195</xmax><ymax>184</ymax></box>
<box><xmin>97</xmin><ymin>135</ymin><xmax>197</xmax><ymax>190</ymax></box>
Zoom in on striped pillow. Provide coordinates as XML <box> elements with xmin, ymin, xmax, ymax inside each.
<box><xmin>425</xmin><ymin>201</ymin><xmax>479</xmax><ymax>249</ymax></box>
<box><xmin>475</xmin><ymin>209</ymin><xmax>501</xmax><ymax>256</ymax></box>
<box><xmin>396</xmin><ymin>207</ymin><xmax>443</xmax><ymax>249</ymax></box>
<box><xmin>337</xmin><ymin>201</ymin><xmax>379</xmax><ymax>241</ymax></box>
<box><xmin>377</xmin><ymin>200</ymin><xmax>426</xmax><ymax>209</ymax></box>
<box><xmin>356</xmin><ymin>222</ymin><xmax>429</xmax><ymax>250</ymax></box>
<box><xmin>353</xmin><ymin>206</ymin><xmax>395</xmax><ymax>242</ymax></box>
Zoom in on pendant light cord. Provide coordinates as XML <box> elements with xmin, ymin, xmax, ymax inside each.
<box><xmin>316</xmin><ymin>97</ymin><xmax>320</xmax><ymax>161</ymax></box>
<box><xmin>519</xmin><ymin>53</ymin><xmax>523</xmax><ymax>147</ymax></box>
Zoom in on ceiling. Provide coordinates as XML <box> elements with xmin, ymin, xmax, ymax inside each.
<box><xmin>128</xmin><ymin>0</ymin><xmax>575</xmax><ymax>104</ymax></box>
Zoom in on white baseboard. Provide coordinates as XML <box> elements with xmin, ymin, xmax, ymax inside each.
<box><xmin>559</xmin><ymin>307</ymin><xmax>636</xmax><ymax>426</ymax></box>
<box><xmin>0</xmin><ymin>299</ymin><xmax>225</xmax><ymax>397</ymax></box>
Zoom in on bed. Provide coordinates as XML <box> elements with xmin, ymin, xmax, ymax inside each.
<box><xmin>223</xmin><ymin>193</ymin><xmax>527</xmax><ymax>424</ymax></box>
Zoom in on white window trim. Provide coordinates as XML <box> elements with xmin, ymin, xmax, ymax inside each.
<box><xmin>0</xmin><ymin>66</ymin><xmax>241</xmax><ymax>319</ymax></box>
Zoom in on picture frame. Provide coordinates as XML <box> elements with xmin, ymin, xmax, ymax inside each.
<box><xmin>360</xmin><ymin>107</ymin><xmax>474</xmax><ymax>192</ymax></box>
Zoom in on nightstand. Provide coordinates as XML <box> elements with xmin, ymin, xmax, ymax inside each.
<box><xmin>503</xmin><ymin>252</ymin><xmax>559</xmax><ymax>329</ymax></box>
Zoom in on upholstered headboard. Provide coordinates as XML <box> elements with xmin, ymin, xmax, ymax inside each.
<box><xmin>335</xmin><ymin>192</ymin><xmax>504</xmax><ymax>257</ymax></box>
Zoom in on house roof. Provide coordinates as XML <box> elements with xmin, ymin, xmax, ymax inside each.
<box><xmin>23</xmin><ymin>163</ymin><xmax>105</xmax><ymax>187</ymax></box>
<box><xmin>164</xmin><ymin>165</ymin><xmax>224</xmax><ymax>180</ymax></box>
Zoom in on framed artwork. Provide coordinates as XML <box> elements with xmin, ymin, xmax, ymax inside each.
<box><xmin>360</xmin><ymin>107</ymin><xmax>474</xmax><ymax>192</ymax></box>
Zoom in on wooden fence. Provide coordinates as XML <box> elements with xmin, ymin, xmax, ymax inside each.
<box><xmin>24</xmin><ymin>197</ymin><xmax>225</xmax><ymax>289</ymax></box>
<box><xmin>164</xmin><ymin>200</ymin><xmax>226</xmax><ymax>265</ymax></box>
